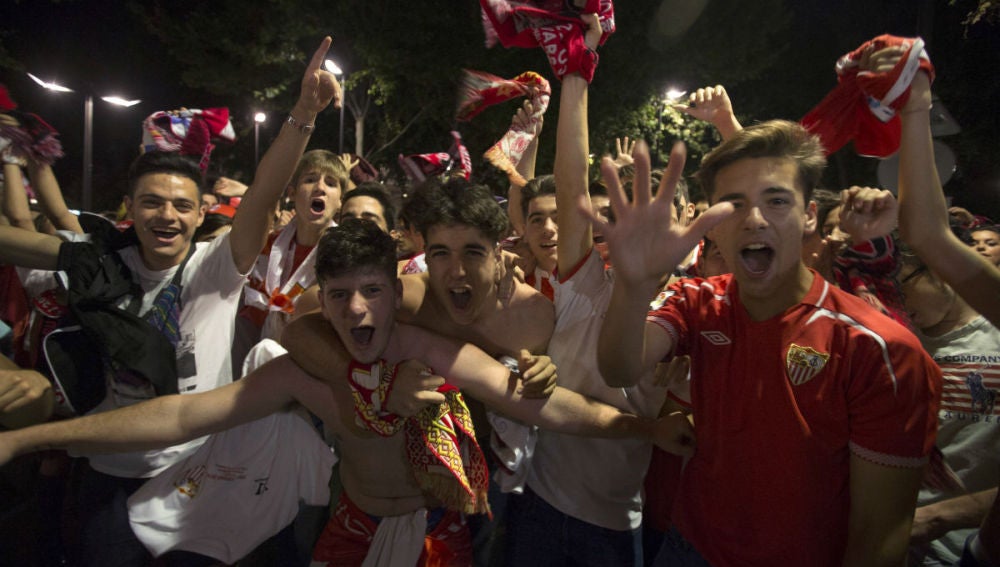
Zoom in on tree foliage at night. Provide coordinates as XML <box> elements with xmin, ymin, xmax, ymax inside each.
<box><xmin>2</xmin><ymin>0</ymin><xmax>997</xmax><ymax>216</ymax></box>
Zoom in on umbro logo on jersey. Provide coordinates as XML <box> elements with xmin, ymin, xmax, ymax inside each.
<box><xmin>700</xmin><ymin>331</ymin><xmax>731</xmax><ymax>345</ymax></box>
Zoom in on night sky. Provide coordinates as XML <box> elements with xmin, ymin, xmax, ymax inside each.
<box><xmin>3</xmin><ymin>1</ymin><xmax>999</xmax><ymax>218</ymax></box>
<box><xmin>3</xmin><ymin>1</ymin><xmax>240</xmax><ymax>211</ymax></box>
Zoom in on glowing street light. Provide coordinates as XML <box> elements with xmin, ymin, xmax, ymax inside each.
<box><xmin>101</xmin><ymin>96</ymin><xmax>141</xmax><ymax>108</ymax></box>
<box><xmin>324</xmin><ymin>57</ymin><xmax>346</xmax><ymax>154</ymax></box>
<box><xmin>27</xmin><ymin>73</ymin><xmax>73</xmax><ymax>93</ymax></box>
<box><xmin>27</xmin><ymin>72</ymin><xmax>141</xmax><ymax>211</ymax></box>
<box><xmin>253</xmin><ymin>112</ymin><xmax>267</xmax><ymax>166</ymax></box>
<box><xmin>323</xmin><ymin>59</ymin><xmax>343</xmax><ymax>75</ymax></box>
<box><xmin>665</xmin><ymin>88</ymin><xmax>687</xmax><ymax>103</ymax></box>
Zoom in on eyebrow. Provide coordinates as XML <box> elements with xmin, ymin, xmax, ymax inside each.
<box><xmin>716</xmin><ymin>186</ymin><xmax>796</xmax><ymax>202</ymax></box>
<box><xmin>139</xmin><ymin>194</ymin><xmax>197</xmax><ymax>205</ymax></box>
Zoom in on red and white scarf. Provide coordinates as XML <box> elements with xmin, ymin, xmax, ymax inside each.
<box><xmin>801</xmin><ymin>34</ymin><xmax>935</xmax><ymax>157</ymax></box>
<box><xmin>457</xmin><ymin>70</ymin><xmax>551</xmax><ymax>187</ymax></box>
<box><xmin>480</xmin><ymin>0</ymin><xmax>615</xmax><ymax>83</ymax></box>
<box><xmin>243</xmin><ymin>223</ymin><xmax>328</xmax><ymax>314</ymax></box>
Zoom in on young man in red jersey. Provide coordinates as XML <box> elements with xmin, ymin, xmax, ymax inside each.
<box><xmin>592</xmin><ymin>119</ymin><xmax>941</xmax><ymax>565</ymax></box>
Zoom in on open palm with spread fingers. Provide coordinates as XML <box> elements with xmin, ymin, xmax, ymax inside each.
<box><xmin>582</xmin><ymin>141</ymin><xmax>733</xmax><ymax>290</ymax></box>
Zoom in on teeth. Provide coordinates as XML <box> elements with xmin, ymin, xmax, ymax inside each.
<box><xmin>745</xmin><ymin>243</ymin><xmax>767</xmax><ymax>250</ymax></box>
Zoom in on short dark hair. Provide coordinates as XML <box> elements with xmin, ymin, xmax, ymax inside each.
<box><xmin>811</xmin><ymin>188</ymin><xmax>841</xmax><ymax>234</ymax></box>
<box><xmin>128</xmin><ymin>152</ymin><xmax>204</xmax><ymax>197</ymax></box>
<box><xmin>343</xmin><ymin>183</ymin><xmax>397</xmax><ymax>231</ymax></box>
<box><xmin>971</xmin><ymin>224</ymin><xmax>1000</xmax><ymax>238</ymax></box>
<box><xmin>315</xmin><ymin>218</ymin><xmax>398</xmax><ymax>287</ymax></box>
<box><xmin>696</xmin><ymin>120</ymin><xmax>826</xmax><ymax>203</ymax></box>
<box><xmin>403</xmin><ymin>177</ymin><xmax>509</xmax><ymax>243</ymax></box>
<box><xmin>520</xmin><ymin>174</ymin><xmax>556</xmax><ymax>220</ymax></box>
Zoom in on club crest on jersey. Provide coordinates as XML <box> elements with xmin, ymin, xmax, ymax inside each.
<box><xmin>785</xmin><ymin>344</ymin><xmax>829</xmax><ymax>386</ymax></box>
<box><xmin>649</xmin><ymin>290</ymin><xmax>675</xmax><ymax>310</ymax></box>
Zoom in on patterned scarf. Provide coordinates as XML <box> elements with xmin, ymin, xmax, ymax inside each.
<box><xmin>347</xmin><ymin>360</ymin><xmax>491</xmax><ymax>516</ymax></box>
<box><xmin>0</xmin><ymin>106</ymin><xmax>65</xmax><ymax>166</ymax></box>
<box><xmin>142</xmin><ymin>108</ymin><xmax>237</xmax><ymax>172</ymax></box>
<box><xmin>457</xmin><ymin>70</ymin><xmax>550</xmax><ymax>187</ymax></box>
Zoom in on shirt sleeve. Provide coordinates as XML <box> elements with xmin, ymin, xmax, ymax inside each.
<box><xmin>645</xmin><ymin>279</ymin><xmax>692</xmax><ymax>361</ymax></box>
<box><xmin>846</xmin><ymin>329</ymin><xmax>942</xmax><ymax>468</ymax></box>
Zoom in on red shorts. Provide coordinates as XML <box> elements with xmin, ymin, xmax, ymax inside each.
<box><xmin>311</xmin><ymin>492</ymin><xmax>472</xmax><ymax>566</ymax></box>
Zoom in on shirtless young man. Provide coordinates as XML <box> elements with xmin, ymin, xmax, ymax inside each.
<box><xmin>0</xmin><ymin>220</ymin><xmax>691</xmax><ymax>565</ymax></box>
<box><xmin>284</xmin><ymin>175</ymin><xmax>557</xmax><ymax>398</ymax></box>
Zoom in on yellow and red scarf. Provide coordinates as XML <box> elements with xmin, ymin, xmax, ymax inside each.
<box><xmin>347</xmin><ymin>360</ymin><xmax>490</xmax><ymax>516</ymax></box>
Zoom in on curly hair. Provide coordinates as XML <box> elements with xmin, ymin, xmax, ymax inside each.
<box><xmin>402</xmin><ymin>176</ymin><xmax>509</xmax><ymax>243</ymax></box>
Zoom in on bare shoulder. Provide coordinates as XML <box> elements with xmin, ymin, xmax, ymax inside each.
<box><xmin>503</xmin><ymin>280</ymin><xmax>555</xmax><ymax>352</ymax></box>
<box><xmin>398</xmin><ymin>273</ymin><xmax>430</xmax><ymax>322</ymax></box>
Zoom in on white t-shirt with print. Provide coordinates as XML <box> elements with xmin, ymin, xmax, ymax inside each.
<box><xmin>78</xmin><ymin>233</ymin><xmax>249</xmax><ymax>478</ymax></box>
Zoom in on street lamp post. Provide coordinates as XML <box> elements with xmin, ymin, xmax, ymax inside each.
<box><xmin>27</xmin><ymin>73</ymin><xmax>140</xmax><ymax>211</ymax></box>
<box><xmin>324</xmin><ymin>59</ymin><xmax>345</xmax><ymax>154</ymax></box>
<box><xmin>253</xmin><ymin>112</ymin><xmax>267</xmax><ymax>167</ymax></box>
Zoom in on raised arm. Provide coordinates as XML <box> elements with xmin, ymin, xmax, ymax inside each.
<box><xmin>673</xmin><ymin>85</ymin><xmax>743</xmax><ymax>142</ymax></box>
<box><xmin>2</xmin><ymin>162</ymin><xmax>35</xmax><ymax>231</ymax></box>
<box><xmin>0</xmin><ymin>355</ymin><xmax>326</xmax><ymax>465</ymax></box>
<box><xmin>587</xmin><ymin>142</ymin><xmax>732</xmax><ymax>386</ymax></box>
<box><xmin>507</xmin><ymin>99</ymin><xmax>544</xmax><ymax>236</ymax></box>
<box><xmin>896</xmin><ymin>66</ymin><xmax>1000</xmax><ymax>325</ymax></box>
<box><xmin>26</xmin><ymin>161</ymin><xmax>84</xmax><ymax>233</ymax></box>
<box><xmin>229</xmin><ymin>36</ymin><xmax>340</xmax><ymax>273</ymax></box>
<box><xmin>554</xmin><ymin>14</ymin><xmax>599</xmax><ymax>274</ymax></box>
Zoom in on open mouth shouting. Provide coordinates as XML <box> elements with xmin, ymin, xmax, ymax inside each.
<box><xmin>740</xmin><ymin>243</ymin><xmax>774</xmax><ymax>277</ymax></box>
<box><xmin>449</xmin><ymin>287</ymin><xmax>473</xmax><ymax>311</ymax></box>
<box><xmin>350</xmin><ymin>325</ymin><xmax>375</xmax><ymax>346</ymax></box>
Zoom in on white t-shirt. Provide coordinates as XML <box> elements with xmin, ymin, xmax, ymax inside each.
<box><xmin>914</xmin><ymin>316</ymin><xmax>1000</xmax><ymax>565</ymax></box>
<box><xmin>79</xmin><ymin>233</ymin><xmax>249</xmax><ymax>478</ymax></box>
<box><xmin>525</xmin><ymin>248</ymin><xmax>667</xmax><ymax>531</ymax></box>
<box><xmin>128</xmin><ymin>408</ymin><xmax>335</xmax><ymax>562</ymax></box>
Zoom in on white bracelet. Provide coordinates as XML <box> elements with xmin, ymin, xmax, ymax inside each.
<box><xmin>285</xmin><ymin>114</ymin><xmax>315</xmax><ymax>134</ymax></box>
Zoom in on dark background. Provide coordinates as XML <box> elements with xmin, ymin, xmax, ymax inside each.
<box><xmin>2</xmin><ymin>0</ymin><xmax>998</xmax><ymax>219</ymax></box>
